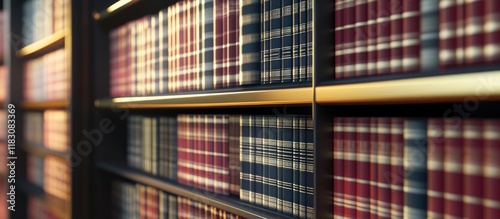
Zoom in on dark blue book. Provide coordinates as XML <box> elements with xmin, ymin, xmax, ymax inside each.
<box><xmin>292</xmin><ymin>0</ymin><xmax>300</xmax><ymax>83</ymax></box>
<box><xmin>262</xmin><ymin>116</ymin><xmax>270</xmax><ymax>208</ymax></box>
<box><xmin>299</xmin><ymin>0</ymin><xmax>308</xmax><ymax>82</ymax></box>
<box><xmin>270</xmin><ymin>0</ymin><xmax>282</xmax><ymax>83</ymax></box>
<box><xmin>169</xmin><ymin>117</ymin><xmax>177</xmax><ymax>181</ymax></box>
<box><xmin>262</xmin><ymin>0</ymin><xmax>270</xmax><ymax>84</ymax></box>
<box><xmin>282</xmin><ymin>116</ymin><xmax>295</xmax><ymax>215</ymax></box>
<box><xmin>240</xmin><ymin>0</ymin><xmax>261</xmax><ymax>85</ymax></box>
<box><xmin>299</xmin><ymin>116</ymin><xmax>307</xmax><ymax>218</ymax></box>
<box><xmin>239</xmin><ymin>115</ymin><xmax>251</xmax><ymax>203</ymax></box>
<box><xmin>282</xmin><ymin>0</ymin><xmax>293</xmax><ymax>83</ymax></box>
<box><xmin>168</xmin><ymin>194</ymin><xmax>177</xmax><ymax>219</ymax></box>
<box><xmin>254</xmin><ymin>115</ymin><xmax>264</xmax><ymax>206</ymax></box>
<box><xmin>268</xmin><ymin>116</ymin><xmax>279</xmax><ymax>210</ymax></box>
<box><xmin>404</xmin><ymin>119</ymin><xmax>428</xmax><ymax>218</ymax></box>
<box><xmin>306</xmin><ymin>0</ymin><xmax>313</xmax><ymax>81</ymax></box>
<box><xmin>306</xmin><ymin>117</ymin><xmax>314</xmax><ymax>218</ymax></box>
<box><xmin>292</xmin><ymin>116</ymin><xmax>301</xmax><ymax>217</ymax></box>
<box><xmin>249</xmin><ymin>115</ymin><xmax>256</xmax><ymax>204</ymax></box>
<box><xmin>277</xmin><ymin>116</ymin><xmax>284</xmax><ymax>213</ymax></box>
<box><xmin>203</xmin><ymin>0</ymin><xmax>214</xmax><ymax>90</ymax></box>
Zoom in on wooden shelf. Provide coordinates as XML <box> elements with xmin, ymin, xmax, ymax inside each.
<box><xmin>22</xmin><ymin>145</ymin><xmax>69</xmax><ymax>160</ymax></box>
<box><xmin>16</xmin><ymin>30</ymin><xmax>66</xmax><ymax>59</ymax></box>
<box><xmin>93</xmin><ymin>0</ymin><xmax>175</xmax><ymax>28</ymax></box>
<box><xmin>95</xmin><ymin>87</ymin><xmax>313</xmax><ymax>108</ymax></box>
<box><xmin>316</xmin><ymin>71</ymin><xmax>500</xmax><ymax>104</ymax></box>
<box><xmin>97</xmin><ymin>162</ymin><xmax>296</xmax><ymax>219</ymax></box>
<box><xmin>22</xmin><ymin>100</ymin><xmax>69</xmax><ymax>110</ymax></box>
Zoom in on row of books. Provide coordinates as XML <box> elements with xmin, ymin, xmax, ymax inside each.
<box><xmin>27</xmin><ymin>154</ymin><xmax>71</xmax><ymax>202</ymax></box>
<box><xmin>22</xmin><ymin>0</ymin><xmax>67</xmax><ymax>46</ymax></box>
<box><xmin>334</xmin><ymin>0</ymin><xmax>500</xmax><ymax>79</ymax></box>
<box><xmin>332</xmin><ymin>117</ymin><xmax>500</xmax><ymax>219</ymax></box>
<box><xmin>109</xmin><ymin>0</ymin><xmax>315</xmax><ymax>97</ymax></box>
<box><xmin>24</xmin><ymin>49</ymin><xmax>68</xmax><ymax>102</ymax></box>
<box><xmin>24</xmin><ymin>110</ymin><xmax>69</xmax><ymax>152</ymax></box>
<box><xmin>127</xmin><ymin>116</ymin><xmax>178</xmax><ymax>179</ymax></box>
<box><xmin>240</xmin><ymin>115</ymin><xmax>314</xmax><ymax>218</ymax></box>
<box><xmin>112</xmin><ymin>180</ymin><xmax>247</xmax><ymax>219</ymax></box>
<box><xmin>260</xmin><ymin>0</ymin><xmax>313</xmax><ymax>84</ymax></box>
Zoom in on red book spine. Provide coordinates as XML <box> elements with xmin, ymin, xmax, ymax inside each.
<box><xmin>229</xmin><ymin>0</ymin><xmax>239</xmax><ymax>87</ymax></box>
<box><xmin>455</xmin><ymin>0</ymin><xmax>466</xmax><ymax>66</ymax></box>
<box><xmin>139</xmin><ymin>185</ymin><xmax>147</xmax><ymax>219</ymax></box>
<box><xmin>464</xmin><ymin>0</ymin><xmax>485</xmax><ymax>65</ymax></box>
<box><xmin>194</xmin><ymin>115</ymin><xmax>201</xmax><ymax>190</ymax></box>
<box><xmin>177</xmin><ymin>115</ymin><xmax>186</xmax><ymax>185</ymax></box>
<box><xmin>206</xmin><ymin>115</ymin><xmax>215</xmax><ymax>193</ymax></box>
<box><xmin>344</xmin><ymin>117</ymin><xmax>357</xmax><ymax>218</ymax></box>
<box><xmin>229</xmin><ymin>115</ymin><xmax>240</xmax><ymax>195</ymax></box>
<box><xmin>389</xmin><ymin>0</ymin><xmax>402</xmax><ymax>75</ymax></box>
<box><xmin>167</xmin><ymin>6</ymin><xmax>174</xmax><ymax>93</ymax></box>
<box><xmin>356</xmin><ymin>117</ymin><xmax>370</xmax><ymax>218</ymax></box>
<box><xmin>401</xmin><ymin>0</ymin><xmax>420</xmax><ymax>73</ymax></box>
<box><xmin>222</xmin><ymin>0</ymin><xmax>228</xmax><ymax>88</ymax></box>
<box><xmin>343</xmin><ymin>0</ymin><xmax>356</xmax><ymax>78</ymax></box>
<box><xmin>376</xmin><ymin>0</ymin><xmax>391</xmax><ymax>75</ymax></box>
<box><xmin>484</xmin><ymin>0</ymin><xmax>500</xmax><ymax>63</ymax></box>
<box><xmin>182</xmin><ymin>2</ymin><xmax>188</xmax><ymax>92</ymax></box>
<box><xmin>215</xmin><ymin>115</ymin><xmax>225</xmax><ymax>194</ymax></box>
<box><xmin>390</xmin><ymin>118</ymin><xmax>404</xmax><ymax>218</ymax></box>
<box><xmin>369</xmin><ymin>117</ymin><xmax>378</xmax><ymax>219</ymax></box>
<box><xmin>377</xmin><ymin>117</ymin><xmax>391</xmax><ymax>219</ymax></box>
<box><xmin>222</xmin><ymin>115</ymin><xmax>230</xmax><ymax>195</ymax></box>
<box><xmin>109</xmin><ymin>29</ymin><xmax>117</xmax><ymax>97</ymax></box>
<box><xmin>367</xmin><ymin>0</ymin><xmax>378</xmax><ymax>76</ymax></box>
<box><xmin>443</xmin><ymin>118</ymin><xmax>464</xmax><ymax>218</ymax></box>
<box><xmin>355</xmin><ymin>0</ymin><xmax>368</xmax><ymax>77</ymax></box>
<box><xmin>214</xmin><ymin>0</ymin><xmax>223</xmax><ymax>89</ymax></box>
<box><xmin>483</xmin><ymin>120</ymin><xmax>500</xmax><ymax>219</ymax></box>
<box><xmin>439</xmin><ymin>0</ymin><xmax>457</xmax><ymax>70</ymax></box>
<box><xmin>146</xmin><ymin>187</ymin><xmax>159</xmax><ymax>219</ymax></box>
<box><xmin>463</xmin><ymin>119</ymin><xmax>484</xmax><ymax>219</ymax></box>
<box><xmin>334</xmin><ymin>0</ymin><xmax>344</xmax><ymax>79</ymax></box>
<box><xmin>427</xmin><ymin>119</ymin><xmax>445</xmax><ymax>219</ymax></box>
<box><xmin>333</xmin><ymin>117</ymin><xmax>345</xmax><ymax>218</ymax></box>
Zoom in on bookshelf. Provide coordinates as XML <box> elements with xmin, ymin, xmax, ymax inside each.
<box><xmin>4</xmin><ymin>0</ymin><xmax>92</xmax><ymax>218</ymax></box>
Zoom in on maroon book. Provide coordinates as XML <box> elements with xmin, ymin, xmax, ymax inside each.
<box><xmin>356</xmin><ymin>117</ymin><xmax>370</xmax><ymax>218</ymax></box>
<box><xmin>335</xmin><ymin>0</ymin><xmax>344</xmax><ymax>79</ymax></box>
<box><xmin>390</xmin><ymin>0</ymin><xmax>403</xmax><ymax>75</ymax></box>
<box><xmin>401</xmin><ymin>0</ymin><xmax>420</xmax><ymax>73</ymax></box>
<box><xmin>333</xmin><ymin>117</ymin><xmax>345</xmax><ymax>218</ymax></box>
<box><xmin>483</xmin><ymin>119</ymin><xmax>500</xmax><ymax>219</ymax></box>
<box><xmin>369</xmin><ymin>117</ymin><xmax>378</xmax><ymax>219</ymax></box>
<box><xmin>214</xmin><ymin>0</ymin><xmax>224</xmax><ymax>89</ymax></box>
<box><xmin>455</xmin><ymin>0</ymin><xmax>466</xmax><ymax>66</ymax></box>
<box><xmin>439</xmin><ymin>0</ymin><xmax>457</xmax><ymax>70</ymax></box>
<box><xmin>366</xmin><ymin>0</ymin><xmax>378</xmax><ymax>76</ymax></box>
<box><xmin>427</xmin><ymin>119</ymin><xmax>445</xmax><ymax>219</ymax></box>
<box><xmin>376</xmin><ymin>0</ymin><xmax>391</xmax><ymax>75</ymax></box>
<box><xmin>390</xmin><ymin>118</ymin><xmax>404</xmax><ymax>218</ymax></box>
<box><xmin>344</xmin><ymin>117</ymin><xmax>357</xmax><ymax>218</ymax></box>
<box><xmin>463</xmin><ymin>119</ymin><xmax>484</xmax><ymax>219</ymax></box>
<box><xmin>484</xmin><ymin>0</ymin><xmax>500</xmax><ymax>63</ymax></box>
<box><xmin>464</xmin><ymin>0</ymin><xmax>485</xmax><ymax>65</ymax></box>
<box><xmin>377</xmin><ymin>117</ymin><xmax>391</xmax><ymax>219</ymax></box>
<box><xmin>443</xmin><ymin>118</ymin><xmax>464</xmax><ymax>218</ymax></box>
<box><xmin>343</xmin><ymin>0</ymin><xmax>356</xmax><ymax>78</ymax></box>
<box><xmin>355</xmin><ymin>0</ymin><xmax>368</xmax><ymax>78</ymax></box>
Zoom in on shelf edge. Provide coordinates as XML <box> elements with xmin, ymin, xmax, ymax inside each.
<box><xmin>16</xmin><ymin>30</ymin><xmax>66</xmax><ymax>59</ymax></box>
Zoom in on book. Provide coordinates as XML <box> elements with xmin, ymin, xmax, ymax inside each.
<box><xmin>443</xmin><ymin>118</ymin><xmax>464</xmax><ymax>218</ymax></box>
<box><xmin>483</xmin><ymin>119</ymin><xmax>500</xmax><ymax>219</ymax></box>
<box><xmin>427</xmin><ymin>119</ymin><xmax>445</xmax><ymax>219</ymax></box>
<box><xmin>463</xmin><ymin>119</ymin><xmax>484</xmax><ymax>219</ymax></box>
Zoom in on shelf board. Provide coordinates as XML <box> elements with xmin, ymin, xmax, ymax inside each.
<box><xmin>95</xmin><ymin>87</ymin><xmax>313</xmax><ymax>108</ymax></box>
<box><xmin>22</xmin><ymin>100</ymin><xmax>69</xmax><ymax>110</ymax></box>
<box><xmin>97</xmin><ymin>162</ymin><xmax>296</xmax><ymax>219</ymax></box>
<box><xmin>93</xmin><ymin>0</ymin><xmax>175</xmax><ymax>28</ymax></box>
<box><xmin>22</xmin><ymin>145</ymin><xmax>69</xmax><ymax>159</ymax></box>
<box><xmin>317</xmin><ymin>71</ymin><xmax>500</xmax><ymax>104</ymax></box>
<box><xmin>16</xmin><ymin>30</ymin><xmax>66</xmax><ymax>59</ymax></box>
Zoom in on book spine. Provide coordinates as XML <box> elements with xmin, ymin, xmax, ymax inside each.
<box><xmin>455</xmin><ymin>0</ymin><xmax>466</xmax><ymax>67</ymax></box>
<box><xmin>276</xmin><ymin>116</ymin><xmax>284</xmax><ymax>212</ymax></box>
<box><xmin>390</xmin><ymin>118</ymin><xmax>404</xmax><ymax>218</ymax></box>
<box><xmin>254</xmin><ymin>115</ymin><xmax>264</xmax><ymax>205</ymax></box>
<box><xmin>306</xmin><ymin>0</ymin><xmax>313</xmax><ymax>81</ymax></box>
<box><xmin>344</xmin><ymin>117</ymin><xmax>357</xmax><ymax>218</ymax></box>
<box><xmin>282</xmin><ymin>0</ymin><xmax>293</xmax><ymax>83</ymax></box>
<box><xmin>298</xmin><ymin>116</ymin><xmax>307</xmax><ymax>218</ymax></box>
<box><xmin>171</xmin><ymin>117</ymin><xmax>178</xmax><ymax>181</ymax></box>
<box><xmin>403</xmin><ymin>119</ymin><xmax>428</xmax><ymax>218</ymax></box>
<box><xmin>376</xmin><ymin>0</ymin><xmax>391</xmax><ymax>75</ymax></box>
<box><xmin>222</xmin><ymin>115</ymin><xmax>230</xmax><ymax>195</ymax></box>
<box><xmin>356</xmin><ymin>117</ymin><xmax>370</xmax><ymax>218</ymax></box>
<box><xmin>439</xmin><ymin>0</ymin><xmax>456</xmax><ymax>70</ymax></box>
<box><xmin>282</xmin><ymin>116</ymin><xmax>294</xmax><ymax>215</ymax></box>
<box><xmin>268</xmin><ymin>116</ymin><xmax>278</xmax><ymax>210</ymax></box>
<box><xmin>262</xmin><ymin>116</ymin><xmax>270</xmax><ymax>208</ymax></box>
<box><xmin>427</xmin><ymin>119</ymin><xmax>445</xmax><ymax>219</ymax></box>
<box><xmin>195</xmin><ymin>115</ymin><xmax>203</xmax><ymax>191</ymax></box>
<box><xmin>292</xmin><ymin>116</ymin><xmax>301</xmax><ymax>217</ymax></box>
<box><xmin>389</xmin><ymin>0</ymin><xmax>403</xmax><ymax>75</ymax></box>
<box><xmin>240</xmin><ymin>115</ymin><xmax>251</xmax><ymax>202</ymax></box>
<box><xmin>401</xmin><ymin>0</ymin><xmax>420</xmax><ymax>73</ymax></box>
<box><xmin>333</xmin><ymin>117</ymin><xmax>344</xmax><ymax>219</ymax></box>
<box><xmin>270</xmin><ymin>0</ymin><xmax>282</xmax><ymax>83</ymax></box>
<box><xmin>177</xmin><ymin>115</ymin><xmax>186</xmax><ymax>185</ymax></box>
<box><xmin>484</xmin><ymin>0</ymin><xmax>500</xmax><ymax>63</ymax></box>
<box><xmin>443</xmin><ymin>118</ymin><xmax>464</xmax><ymax>218</ymax></box>
<box><xmin>463</xmin><ymin>119</ymin><xmax>484</xmax><ymax>219</ymax></box>
<box><xmin>342</xmin><ymin>0</ymin><xmax>355</xmax><ymax>78</ymax></box>
<box><xmin>229</xmin><ymin>0</ymin><xmax>239</xmax><ymax>87</ymax></box>
<box><xmin>221</xmin><ymin>0</ymin><xmax>228</xmax><ymax>88</ymax></box>
<box><xmin>377</xmin><ymin>117</ymin><xmax>391</xmax><ymax>219</ymax></box>
<box><xmin>248</xmin><ymin>115</ymin><xmax>256</xmax><ymax>203</ymax></box>
<box><xmin>334</xmin><ymin>0</ymin><xmax>344</xmax><ymax>79</ymax></box>
<box><xmin>229</xmin><ymin>115</ymin><xmax>241</xmax><ymax>196</ymax></box>
<box><xmin>355</xmin><ymin>0</ymin><xmax>368</xmax><ymax>78</ymax></box>
<box><xmin>369</xmin><ymin>117</ymin><xmax>378</xmax><ymax>219</ymax></box>
<box><xmin>240</xmin><ymin>0</ymin><xmax>260</xmax><ymax>85</ymax></box>
<box><xmin>262</xmin><ymin>0</ymin><xmax>269</xmax><ymax>84</ymax></box>
<box><xmin>305</xmin><ymin>117</ymin><xmax>314</xmax><ymax>218</ymax></box>
<box><xmin>483</xmin><ymin>120</ymin><xmax>500</xmax><ymax>219</ymax></box>
<box><xmin>299</xmin><ymin>0</ymin><xmax>307</xmax><ymax>82</ymax></box>
<box><xmin>464</xmin><ymin>0</ymin><xmax>485</xmax><ymax>65</ymax></box>
<box><xmin>293</xmin><ymin>0</ymin><xmax>301</xmax><ymax>82</ymax></box>
<box><xmin>214</xmin><ymin>0</ymin><xmax>223</xmax><ymax>89</ymax></box>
